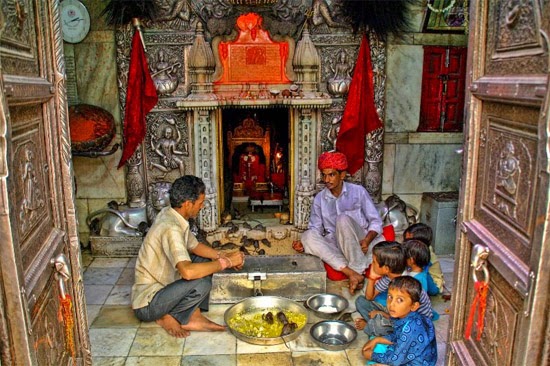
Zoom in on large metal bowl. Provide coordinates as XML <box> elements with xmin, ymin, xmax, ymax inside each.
<box><xmin>306</xmin><ymin>293</ymin><xmax>349</xmax><ymax>319</ymax></box>
<box><xmin>224</xmin><ymin>296</ymin><xmax>309</xmax><ymax>345</ymax></box>
<box><xmin>310</xmin><ymin>320</ymin><xmax>357</xmax><ymax>351</ymax></box>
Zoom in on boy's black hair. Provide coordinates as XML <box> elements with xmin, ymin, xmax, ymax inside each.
<box><xmin>403</xmin><ymin>223</ymin><xmax>433</xmax><ymax>247</ymax></box>
<box><xmin>169</xmin><ymin>175</ymin><xmax>206</xmax><ymax>208</ymax></box>
<box><xmin>404</xmin><ymin>239</ymin><xmax>431</xmax><ymax>268</ymax></box>
<box><xmin>372</xmin><ymin>241</ymin><xmax>407</xmax><ymax>274</ymax></box>
<box><xmin>389</xmin><ymin>276</ymin><xmax>422</xmax><ymax>304</ymax></box>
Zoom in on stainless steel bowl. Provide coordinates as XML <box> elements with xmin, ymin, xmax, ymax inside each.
<box><xmin>310</xmin><ymin>320</ymin><xmax>357</xmax><ymax>351</ymax></box>
<box><xmin>306</xmin><ymin>293</ymin><xmax>349</xmax><ymax>319</ymax></box>
<box><xmin>224</xmin><ymin>296</ymin><xmax>308</xmax><ymax>345</ymax></box>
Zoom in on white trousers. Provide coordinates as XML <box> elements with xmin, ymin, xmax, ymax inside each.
<box><xmin>301</xmin><ymin>214</ymin><xmax>385</xmax><ymax>274</ymax></box>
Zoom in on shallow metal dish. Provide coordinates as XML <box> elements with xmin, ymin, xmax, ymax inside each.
<box><xmin>306</xmin><ymin>293</ymin><xmax>349</xmax><ymax>319</ymax></box>
<box><xmin>224</xmin><ymin>296</ymin><xmax>308</xmax><ymax>345</ymax></box>
<box><xmin>310</xmin><ymin>320</ymin><xmax>357</xmax><ymax>351</ymax></box>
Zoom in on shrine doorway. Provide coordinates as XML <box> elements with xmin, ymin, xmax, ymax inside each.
<box><xmin>221</xmin><ymin>108</ymin><xmax>290</xmax><ymax>218</ymax></box>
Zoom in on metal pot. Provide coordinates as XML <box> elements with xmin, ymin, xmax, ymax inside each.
<box><xmin>224</xmin><ymin>296</ymin><xmax>309</xmax><ymax>345</ymax></box>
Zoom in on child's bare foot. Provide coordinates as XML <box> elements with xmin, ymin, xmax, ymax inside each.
<box><xmin>180</xmin><ymin>309</ymin><xmax>226</xmax><ymax>332</ymax></box>
<box><xmin>156</xmin><ymin>314</ymin><xmax>190</xmax><ymax>338</ymax></box>
<box><xmin>354</xmin><ymin>318</ymin><xmax>367</xmax><ymax>330</ymax></box>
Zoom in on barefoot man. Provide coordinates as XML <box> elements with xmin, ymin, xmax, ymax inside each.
<box><xmin>132</xmin><ymin>175</ymin><xmax>244</xmax><ymax>337</ymax></box>
<box><xmin>292</xmin><ymin>151</ymin><xmax>384</xmax><ymax>294</ymax></box>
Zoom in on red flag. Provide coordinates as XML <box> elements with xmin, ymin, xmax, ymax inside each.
<box><xmin>336</xmin><ymin>34</ymin><xmax>382</xmax><ymax>175</ymax></box>
<box><xmin>118</xmin><ymin>29</ymin><xmax>158</xmax><ymax>168</ymax></box>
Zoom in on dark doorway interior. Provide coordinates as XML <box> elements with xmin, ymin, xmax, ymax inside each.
<box><xmin>221</xmin><ymin>108</ymin><xmax>290</xmax><ymax>218</ymax></box>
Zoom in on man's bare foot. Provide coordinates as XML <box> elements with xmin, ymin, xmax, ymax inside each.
<box><xmin>354</xmin><ymin>318</ymin><xmax>367</xmax><ymax>330</ymax></box>
<box><xmin>292</xmin><ymin>240</ymin><xmax>304</xmax><ymax>253</ymax></box>
<box><xmin>156</xmin><ymin>314</ymin><xmax>190</xmax><ymax>338</ymax></box>
<box><xmin>180</xmin><ymin>309</ymin><xmax>226</xmax><ymax>332</ymax></box>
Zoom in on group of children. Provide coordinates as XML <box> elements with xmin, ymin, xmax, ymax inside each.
<box><xmin>355</xmin><ymin>223</ymin><xmax>444</xmax><ymax>365</ymax></box>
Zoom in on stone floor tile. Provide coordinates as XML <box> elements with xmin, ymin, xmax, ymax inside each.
<box><xmin>85</xmin><ymin>285</ymin><xmax>114</xmax><ymax>305</ymax></box>
<box><xmin>89</xmin><ymin>257</ymin><xmax>130</xmax><ymax>268</ymax></box>
<box><xmin>125</xmin><ymin>356</ymin><xmax>182</xmax><ymax>366</ymax></box>
<box><xmin>81</xmin><ymin>250</ymin><xmax>94</xmax><ymax>268</ymax></box>
<box><xmin>437</xmin><ymin>341</ymin><xmax>448</xmax><ymax>365</ymax></box>
<box><xmin>291</xmin><ymin>350</ymin><xmax>351</xmax><ymax>366</ymax></box>
<box><xmin>89</xmin><ymin>328</ymin><xmax>137</xmax><ymax>357</ymax></box>
<box><xmin>84</xmin><ymin>267</ymin><xmax>124</xmax><ymax>285</ymax></box>
<box><xmin>105</xmin><ymin>285</ymin><xmax>132</xmax><ymax>305</ymax></box>
<box><xmin>91</xmin><ymin>356</ymin><xmax>126</xmax><ymax>366</ymax></box>
<box><xmin>87</xmin><ymin>304</ymin><xmax>102</xmax><ymax>326</ymax></box>
<box><xmin>288</xmin><ymin>323</ymin><xmax>325</xmax><ymax>352</ymax></box>
<box><xmin>127</xmin><ymin>257</ymin><xmax>137</xmax><ymax>268</ymax></box>
<box><xmin>181</xmin><ymin>354</ymin><xmax>236</xmax><ymax>366</ymax></box>
<box><xmin>117</xmin><ymin>268</ymin><xmax>135</xmax><ymax>285</ymax></box>
<box><xmin>92</xmin><ymin>305</ymin><xmax>141</xmax><ymax>328</ymax></box>
<box><xmin>205</xmin><ymin>303</ymin><xmax>231</xmax><ymax>325</ymax></box>
<box><xmin>346</xmin><ymin>347</ymin><xmax>365</xmax><ymax>365</ymax></box>
<box><xmin>237</xmin><ymin>352</ymin><xmax>292</xmax><ymax>366</ymax></box>
<box><xmin>129</xmin><ymin>327</ymin><xmax>185</xmax><ymax>357</ymax></box>
<box><xmin>236</xmin><ymin>338</ymin><xmax>290</xmax><ymax>354</ymax></box>
<box><xmin>183</xmin><ymin>330</ymin><xmax>236</xmax><ymax>355</ymax></box>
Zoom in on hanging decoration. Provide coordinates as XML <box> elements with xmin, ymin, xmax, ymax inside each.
<box><xmin>340</xmin><ymin>0</ymin><xmax>415</xmax><ymax>40</ymax></box>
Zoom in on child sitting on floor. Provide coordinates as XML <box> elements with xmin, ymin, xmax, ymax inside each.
<box><xmin>403</xmin><ymin>239</ymin><xmax>431</xmax><ymax>290</ymax></box>
<box><xmin>355</xmin><ymin>241</ymin><xmax>433</xmax><ymax>337</ymax></box>
<box><xmin>403</xmin><ymin>223</ymin><xmax>445</xmax><ymax>296</ymax></box>
<box><xmin>363</xmin><ymin>276</ymin><xmax>438</xmax><ymax>365</ymax></box>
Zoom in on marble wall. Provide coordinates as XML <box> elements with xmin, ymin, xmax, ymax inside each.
<box><xmin>70</xmin><ymin>0</ymin><xmax>468</xmax><ymax>246</ymax></box>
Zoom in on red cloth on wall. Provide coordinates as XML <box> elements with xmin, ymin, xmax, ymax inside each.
<box><xmin>336</xmin><ymin>34</ymin><xmax>382</xmax><ymax>175</ymax></box>
<box><xmin>118</xmin><ymin>30</ymin><xmax>158</xmax><ymax>168</ymax></box>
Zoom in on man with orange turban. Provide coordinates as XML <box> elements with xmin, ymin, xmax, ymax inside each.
<box><xmin>293</xmin><ymin>151</ymin><xmax>384</xmax><ymax>294</ymax></box>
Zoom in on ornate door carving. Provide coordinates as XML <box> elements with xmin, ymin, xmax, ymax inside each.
<box><xmin>449</xmin><ymin>1</ymin><xmax>549</xmax><ymax>365</ymax></box>
<box><xmin>0</xmin><ymin>0</ymin><xmax>90</xmax><ymax>364</ymax></box>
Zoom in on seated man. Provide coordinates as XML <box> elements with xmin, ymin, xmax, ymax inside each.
<box><xmin>132</xmin><ymin>175</ymin><xmax>245</xmax><ymax>338</ymax></box>
<box><xmin>293</xmin><ymin>151</ymin><xmax>384</xmax><ymax>294</ymax></box>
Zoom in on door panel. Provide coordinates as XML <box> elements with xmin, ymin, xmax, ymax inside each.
<box><xmin>449</xmin><ymin>1</ymin><xmax>549</xmax><ymax>365</ymax></box>
<box><xmin>0</xmin><ymin>0</ymin><xmax>90</xmax><ymax>365</ymax></box>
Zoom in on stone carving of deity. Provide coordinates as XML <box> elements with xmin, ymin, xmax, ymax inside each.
<box><xmin>151</xmin><ymin>50</ymin><xmax>181</xmax><ymax>95</ymax></box>
<box><xmin>20</xmin><ymin>148</ymin><xmax>44</xmax><ymax>224</ymax></box>
<box><xmin>150</xmin><ymin>118</ymin><xmax>188</xmax><ymax>177</ymax></box>
<box><xmin>496</xmin><ymin>141</ymin><xmax>519</xmax><ymax>196</ymax></box>
<box><xmin>327</xmin><ymin>50</ymin><xmax>352</xmax><ymax>96</ymax></box>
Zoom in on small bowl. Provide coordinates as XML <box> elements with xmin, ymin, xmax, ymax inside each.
<box><xmin>310</xmin><ymin>320</ymin><xmax>357</xmax><ymax>351</ymax></box>
<box><xmin>269</xmin><ymin>89</ymin><xmax>280</xmax><ymax>97</ymax></box>
<box><xmin>306</xmin><ymin>293</ymin><xmax>349</xmax><ymax>319</ymax></box>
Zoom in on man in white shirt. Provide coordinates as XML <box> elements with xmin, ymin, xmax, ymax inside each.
<box><xmin>132</xmin><ymin>175</ymin><xmax>245</xmax><ymax>338</ymax></box>
<box><xmin>293</xmin><ymin>152</ymin><xmax>384</xmax><ymax>294</ymax></box>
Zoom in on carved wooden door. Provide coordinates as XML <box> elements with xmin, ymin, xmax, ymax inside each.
<box><xmin>448</xmin><ymin>1</ymin><xmax>549</xmax><ymax>365</ymax></box>
<box><xmin>0</xmin><ymin>0</ymin><xmax>90</xmax><ymax>365</ymax></box>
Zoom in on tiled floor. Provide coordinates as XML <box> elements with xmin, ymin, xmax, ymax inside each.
<box><xmin>82</xmin><ymin>251</ymin><xmax>454</xmax><ymax>366</ymax></box>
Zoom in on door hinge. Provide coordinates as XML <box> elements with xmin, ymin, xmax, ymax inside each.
<box><xmin>520</xmin><ymin>271</ymin><xmax>536</xmax><ymax>317</ymax></box>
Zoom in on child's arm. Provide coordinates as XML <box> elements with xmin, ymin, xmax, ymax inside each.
<box><xmin>362</xmin><ymin>337</ymin><xmax>393</xmax><ymax>360</ymax></box>
<box><xmin>365</xmin><ymin>272</ymin><xmax>381</xmax><ymax>300</ymax></box>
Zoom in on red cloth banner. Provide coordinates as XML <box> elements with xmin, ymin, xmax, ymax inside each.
<box><xmin>336</xmin><ymin>34</ymin><xmax>382</xmax><ymax>175</ymax></box>
<box><xmin>118</xmin><ymin>30</ymin><xmax>158</xmax><ymax>168</ymax></box>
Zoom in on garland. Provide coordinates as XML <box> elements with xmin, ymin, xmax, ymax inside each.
<box><xmin>427</xmin><ymin>0</ymin><xmax>456</xmax><ymax>13</ymax></box>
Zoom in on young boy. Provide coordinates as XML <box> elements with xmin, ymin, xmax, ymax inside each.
<box><xmin>403</xmin><ymin>239</ymin><xmax>431</xmax><ymax>291</ymax></box>
<box><xmin>363</xmin><ymin>276</ymin><xmax>437</xmax><ymax>365</ymax></box>
<box><xmin>355</xmin><ymin>241</ymin><xmax>433</xmax><ymax>336</ymax></box>
<box><xmin>403</xmin><ymin>223</ymin><xmax>445</xmax><ymax>295</ymax></box>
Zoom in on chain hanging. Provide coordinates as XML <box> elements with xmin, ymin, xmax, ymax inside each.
<box><xmin>427</xmin><ymin>0</ymin><xmax>456</xmax><ymax>13</ymax></box>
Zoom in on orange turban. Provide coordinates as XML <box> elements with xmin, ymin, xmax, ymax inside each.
<box><xmin>318</xmin><ymin>151</ymin><xmax>348</xmax><ymax>171</ymax></box>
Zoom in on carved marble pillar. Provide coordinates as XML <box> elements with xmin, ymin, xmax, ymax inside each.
<box><xmin>365</xmin><ymin>127</ymin><xmax>383</xmax><ymax>203</ymax></box>
<box><xmin>293</xmin><ymin>24</ymin><xmax>320</xmax><ymax>96</ymax></box>
<box><xmin>294</xmin><ymin>108</ymin><xmax>317</xmax><ymax>229</ymax></box>
<box><xmin>126</xmin><ymin>150</ymin><xmax>146</xmax><ymax>208</ymax></box>
<box><xmin>194</xmin><ymin>109</ymin><xmax>219</xmax><ymax>231</ymax></box>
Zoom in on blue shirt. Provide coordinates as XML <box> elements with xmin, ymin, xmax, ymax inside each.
<box><xmin>375</xmin><ymin>276</ymin><xmax>433</xmax><ymax>319</ymax></box>
<box><xmin>371</xmin><ymin>311</ymin><xmax>437</xmax><ymax>366</ymax></box>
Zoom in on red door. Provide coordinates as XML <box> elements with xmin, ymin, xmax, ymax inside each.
<box><xmin>419</xmin><ymin>46</ymin><xmax>467</xmax><ymax>132</ymax></box>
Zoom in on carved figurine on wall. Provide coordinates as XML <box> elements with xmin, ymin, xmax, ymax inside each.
<box><xmin>156</xmin><ymin>0</ymin><xmax>191</xmax><ymax>22</ymax></box>
<box><xmin>150</xmin><ymin>118</ymin><xmax>189</xmax><ymax>178</ymax></box>
<box><xmin>20</xmin><ymin>147</ymin><xmax>44</xmax><ymax>228</ymax></box>
<box><xmin>327</xmin><ymin>115</ymin><xmax>342</xmax><ymax>150</ymax></box>
<box><xmin>151</xmin><ymin>49</ymin><xmax>181</xmax><ymax>95</ymax></box>
<box><xmin>311</xmin><ymin>0</ymin><xmax>347</xmax><ymax>29</ymax></box>
<box><xmin>496</xmin><ymin>140</ymin><xmax>520</xmax><ymax>199</ymax></box>
<box><xmin>327</xmin><ymin>50</ymin><xmax>352</xmax><ymax>96</ymax></box>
